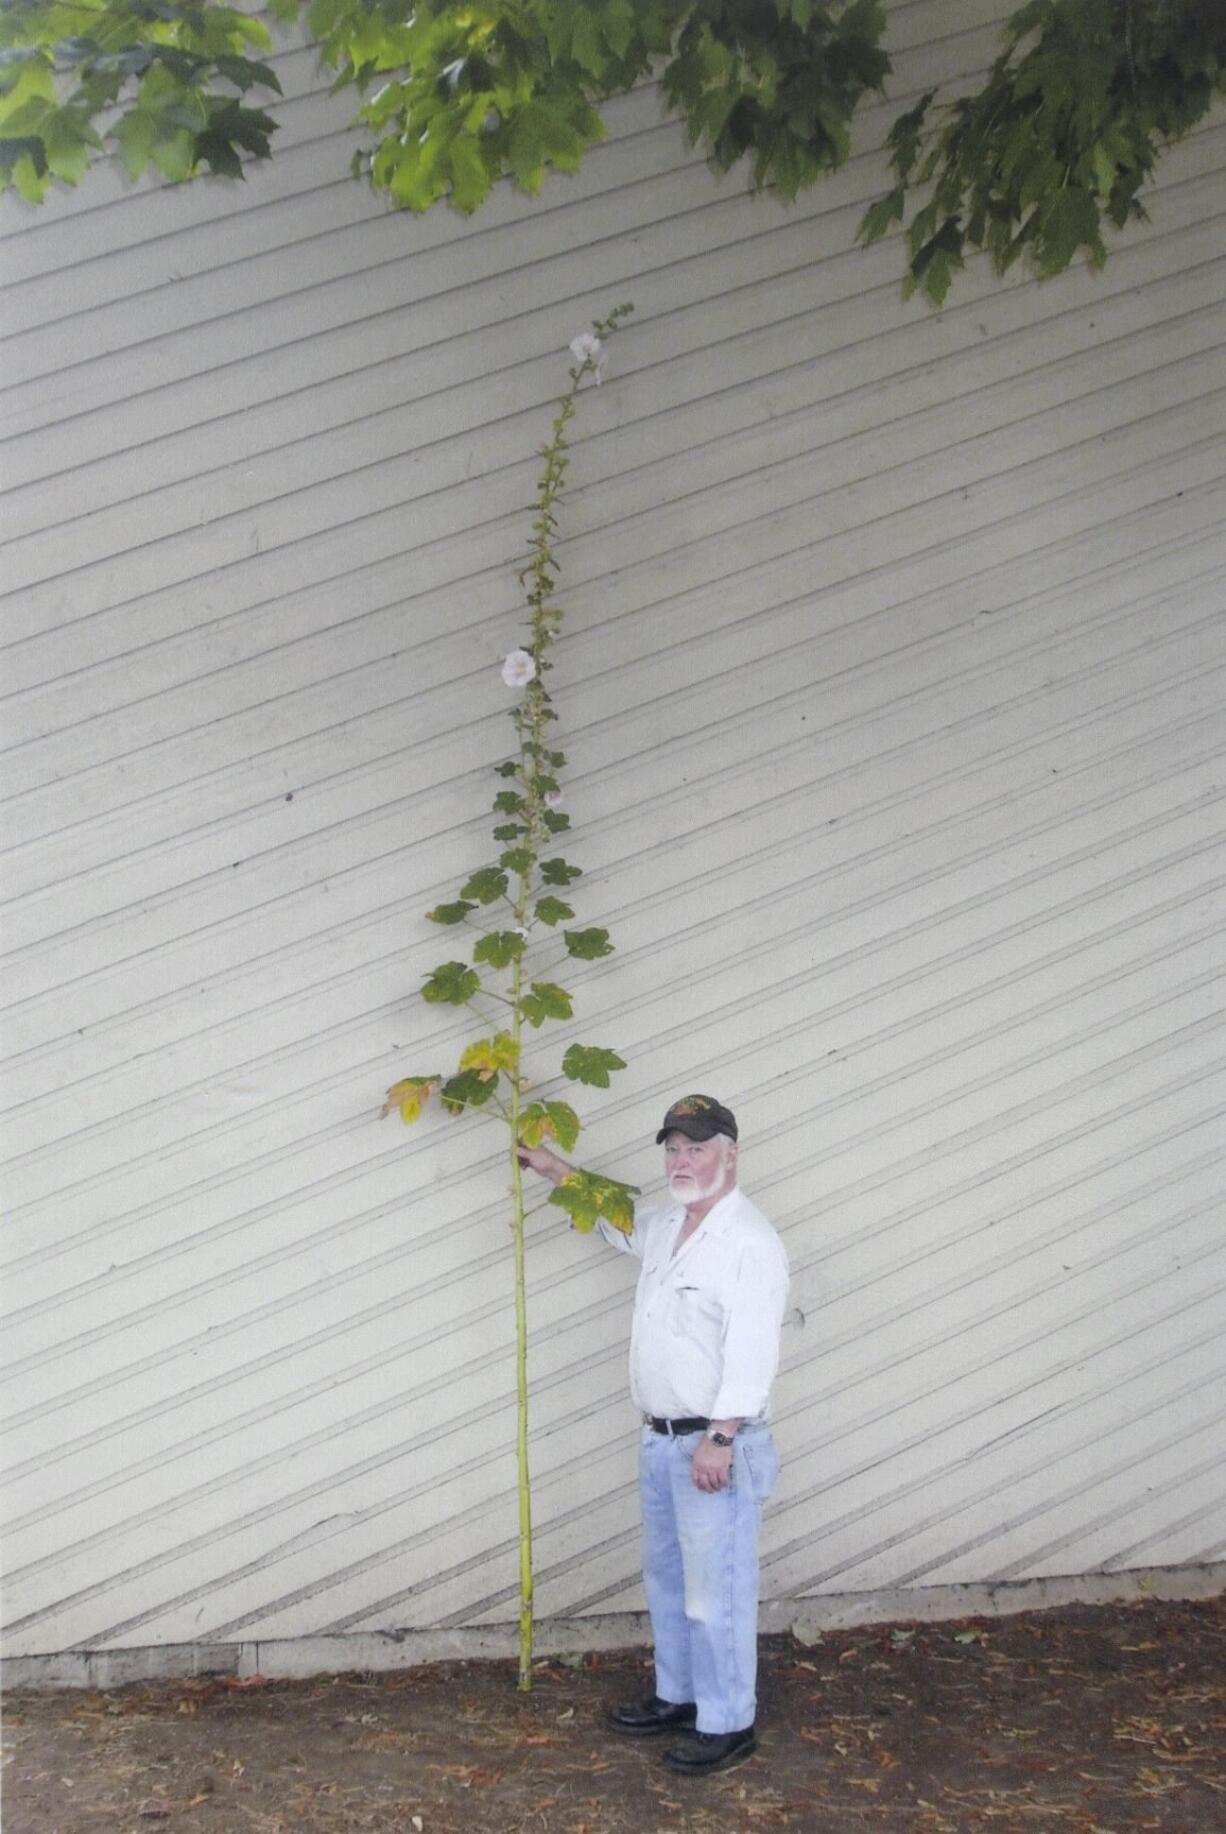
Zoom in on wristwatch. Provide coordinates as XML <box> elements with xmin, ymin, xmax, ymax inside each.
<box><xmin>706</xmin><ymin>1428</ymin><xmax>736</xmax><ymax>1447</ymax></box>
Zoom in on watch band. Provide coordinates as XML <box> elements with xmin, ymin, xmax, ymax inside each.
<box><xmin>706</xmin><ymin>1428</ymin><xmax>736</xmax><ymax>1447</ymax></box>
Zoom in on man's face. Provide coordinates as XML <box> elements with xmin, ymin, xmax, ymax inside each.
<box><xmin>664</xmin><ymin>1130</ymin><xmax>737</xmax><ymax>1204</ymax></box>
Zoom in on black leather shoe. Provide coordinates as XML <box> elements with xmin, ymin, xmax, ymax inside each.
<box><xmin>608</xmin><ymin>1694</ymin><xmax>698</xmax><ymax>1735</ymax></box>
<box><xmin>662</xmin><ymin>1725</ymin><xmax>758</xmax><ymax>1773</ymax></box>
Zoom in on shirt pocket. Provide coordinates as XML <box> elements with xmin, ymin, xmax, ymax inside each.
<box><xmin>667</xmin><ymin>1281</ymin><xmax>723</xmax><ymax>1336</ymax></box>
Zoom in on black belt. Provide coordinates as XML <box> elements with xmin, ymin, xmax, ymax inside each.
<box><xmin>647</xmin><ymin>1415</ymin><xmax>710</xmax><ymax>1435</ymax></box>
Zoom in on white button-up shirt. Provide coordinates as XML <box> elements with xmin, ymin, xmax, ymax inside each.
<box><xmin>599</xmin><ymin>1186</ymin><xmax>789</xmax><ymax>1422</ymax></box>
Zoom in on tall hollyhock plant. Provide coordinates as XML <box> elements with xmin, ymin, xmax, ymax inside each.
<box><xmin>383</xmin><ymin>304</ymin><xmax>636</xmax><ymax>1689</ymax></box>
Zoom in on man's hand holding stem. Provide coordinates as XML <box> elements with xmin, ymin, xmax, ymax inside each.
<box><xmin>517</xmin><ymin>1143</ymin><xmax>569</xmax><ymax>1185</ymax></box>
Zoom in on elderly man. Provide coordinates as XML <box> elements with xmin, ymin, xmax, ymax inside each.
<box><xmin>520</xmin><ymin>1094</ymin><xmax>789</xmax><ymax>1774</ymax></box>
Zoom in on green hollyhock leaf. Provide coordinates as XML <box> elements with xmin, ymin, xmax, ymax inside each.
<box><xmin>474</xmin><ymin>930</ymin><xmax>525</xmax><ymax>968</ymax></box>
<box><xmin>494</xmin><ymin>790</ymin><xmax>525</xmax><ymax>814</ymax></box>
<box><xmin>499</xmin><ymin>847</ymin><xmax>533</xmax><ymax>874</ymax></box>
<box><xmin>461</xmin><ymin>866</ymin><xmax>509</xmax><ymax>904</ymax></box>
<box><xmin>495</xmin><ymin>761</ymin><xmax>519</xmax><ymax>778</ymax></box>
<box><xmin>541</xmin><ymin>858</ymin><xmax>582</xmax><ymax>885</ymax></box>
<box><xmin>564</xmin><ymin>927</ymin><xmax>613</xmax><ymax>960</ymax></box>
<box><xmin>561</xmin><ymin>1043</ymin><xmax>626</xmax><ymax>1087</ymax></box>
<box><xmin>543</xmin><ymin>808</ymin><xmax>570</xmax><ymax>833</ymax></box>
<box><xmin>493</xmin><ymin>823</ymin><xmax>522</xmax><ymax>842</ymax></box>
<box><xmin>534</xmin><ymin>895</ymin><xmax>574</xmax><ymax>927</ymax></box>
<box><xmin>521</xmin><ymin>980</ymin><xmax>573</xmax><ymax>1026</ymax></box>
<box><xmin>439</xmin><ymin>1068</ymin><xmax>498</xmax><ymax>1114</ymax></box>
<box><xmin>422</xmin><ymin>961</ymin><xmax>480</xmax><ymax>1004</ymax></box>
<box><xmin>427</xmin><ymin>900</ymin><xmax>475</xmax><ymax>925</ymax></box>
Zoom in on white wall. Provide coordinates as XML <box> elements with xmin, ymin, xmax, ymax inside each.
<box><xmin>2</xmin><ymin>2</ymin><xmax>1224</xmax><ymax>1663</ymax></box>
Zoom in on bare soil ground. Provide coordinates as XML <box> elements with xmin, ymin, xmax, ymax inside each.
<box><xmin>4</xmin><ymin>1596</ymin><xmax>1224</xmax><ymax>1834</ymax></box>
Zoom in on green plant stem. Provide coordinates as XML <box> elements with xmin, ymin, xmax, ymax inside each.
<box><xmin>507</xmin><ymin>994</ymin><xmax>533</xmax><ymax>1689</ymax></box>
<box><xmin>399</xmin><ymin>310</ymin><xmax>629</xmax><ymax>1692</ymax></box>
<box><xmin>506</xmin><ymin>560</ymin><xmax>557</xmax><ymax>1690</ymax></box>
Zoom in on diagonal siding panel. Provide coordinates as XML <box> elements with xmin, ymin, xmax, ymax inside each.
<box><xmin>2</xmin><ymin>2</ymin><xmax>1223</xmax><ymax>1659</ymax></box>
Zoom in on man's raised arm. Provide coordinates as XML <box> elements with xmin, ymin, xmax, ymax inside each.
<box><xmin>517</xmin><ymin>1143</ymin><xmax>569</xmax><ymax>1184</ymax></box>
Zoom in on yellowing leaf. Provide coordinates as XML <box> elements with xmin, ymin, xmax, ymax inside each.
<box><xmin>381</xmin><ymin>1076</ymin><xmax>441</xmax><ymax>1123</ymax></box>
<box><xmin>460</xmin><ymin>1032</ymin><xmax>519</xmax><ymax>1080</ymax></box>
<box><xmin>518</xmin><ymin>1099</ymin><xmax>580</xmax><ymax>1152</ymax></box>
<box><xmin>549</xmin><ymin>1168</ymin><xmax>639</xmax><ymax>1234</ymax></box>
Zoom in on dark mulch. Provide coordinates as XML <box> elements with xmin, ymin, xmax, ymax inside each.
<box><xmin>4</xmin><ymin>1596</ymin><xmax>1224</xmax><ymax>1833</ymax></box>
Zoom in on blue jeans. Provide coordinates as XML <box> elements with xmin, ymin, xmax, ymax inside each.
<box><xmin>639</xmin><ymin>1423</ymin><xmax>780</xmax><ymax>1734</ymax></box>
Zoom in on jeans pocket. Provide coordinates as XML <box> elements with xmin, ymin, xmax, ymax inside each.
<box><xmin>739</xmin><ymin>1434</ymin><xmax>780</xmax><ymax>1505</ymax></box>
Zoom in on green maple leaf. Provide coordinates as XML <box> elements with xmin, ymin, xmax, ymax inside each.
<box><xmin>439</xmin><ymin>1069</ymin><xmax>498</xmax><ymax>1114</ymax></box>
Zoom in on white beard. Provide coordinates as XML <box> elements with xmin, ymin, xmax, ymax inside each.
<box><xmin>668</xmin><ymin>1164</ymin><xmax>729</xmax><ymax>1204</ymax></box>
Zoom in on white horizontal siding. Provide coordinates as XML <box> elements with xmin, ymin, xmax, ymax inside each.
<box><xmin>2</xmin><ymin>1</ymin><xmax>1223</xmax><ymax>1657</ymax></box>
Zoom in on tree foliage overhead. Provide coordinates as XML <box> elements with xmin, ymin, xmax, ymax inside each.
<box><xmin>859</xmin><ymin>0</ymin><xmax>1226</xmax><ymax>301</ymax></box>
<box><xmin>2</xmin><ymin>0</ymin><xmax>1224</xmax><ymax>303</ymax></box>
<box><xmin>0</xmin><ymin>1</ymin><xmax>285</xmax><ymax>192</ymax></box>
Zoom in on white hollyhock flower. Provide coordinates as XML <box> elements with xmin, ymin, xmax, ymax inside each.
<box><xmin>569</xmin><ymin>332</ymin><xmax>603</xmax><ymax>365</ymax></box>
<box><xmin>543</xmin><ymin>789</ymin><xmax>563</xmax><ymax>808</ymax></box>
<box><xmin>501</xmin><ymin>648</ymin><xmax>536</xmax><ymax>688</ymax></box>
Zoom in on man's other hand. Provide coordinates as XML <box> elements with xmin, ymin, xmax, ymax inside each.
<box><xmin>691</xmin><ymin>1438</ymin><xmax>735</xmax><ymax>1492</ymax></box>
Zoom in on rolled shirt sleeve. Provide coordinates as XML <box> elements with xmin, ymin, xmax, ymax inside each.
<box><xmin>596</xmin><ymin>1212</ymin><xmax>645</xmax><ymax>1260</ymax></box>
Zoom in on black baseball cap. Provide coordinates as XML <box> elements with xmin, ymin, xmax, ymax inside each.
<box><xmin>656</xmin><ymin>1094</ymin><xmax>738</xmax><ymax>1144</ymax></box>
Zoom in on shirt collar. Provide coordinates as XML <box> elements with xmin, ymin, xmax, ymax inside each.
<box><xmin>668</xmin><ymin>1185</ymin><xmax>741</xmax><ymax>1236</ymax></box>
